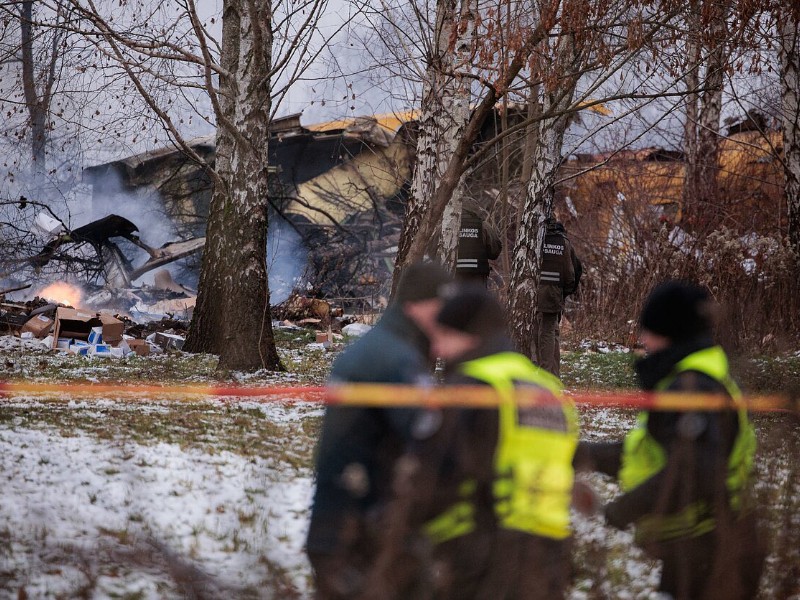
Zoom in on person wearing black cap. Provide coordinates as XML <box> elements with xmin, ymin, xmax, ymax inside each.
<box><xmin>419</xmin><ymin>284</ymin><xmax>579</xmax><ymax>600</ymax></box>
<box><xmin>306</xmin><ymin>262</ymin><xmax>452</xmax><ymax>599</ymax></box>
<box><xmin>575</xmin><ymin>280</ymin><xmax>763</xmax><ymax>599</ymax></box>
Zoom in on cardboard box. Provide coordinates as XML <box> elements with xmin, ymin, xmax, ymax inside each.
<box><xmin>20</xmin><ymin>314</ymin><xmax>54</xmax><ymax>338</ymax></box>
<box><xmin>51</xmin><ymin>308</ymin><xmax>125</xmax><ymax>349</ymax></box>
<box><xmin>87</xmin><ymin>327</ymin><xmax>103</xmax><ymax>345</ymax></box>
<box><xmin>98</xmin><ymin>313</ymin><xmax>124</xmax><ymax>344</ymax></box>
<box><xmin>152</xmin><ymin>332</ymin><xmax>185</xmax><ymax>351</ymax></box>
<box><xmin>127</xmin><ymin>339</ymin><xmax>151</xmax><ymax>357</ymax></box>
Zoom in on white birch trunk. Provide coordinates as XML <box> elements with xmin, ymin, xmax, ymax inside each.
<box><xmin>185</xmin><ymin>0</ymin><xmax>281</xmax><ymax>371</ymax></box>
<box><xmin>392</xmin><ymin>0</ymin><xmax>473</xmax><ymax>292</ymax></box>
<box><xmin>436</xmin><ymin>0</ymin><xmax>475</xmax><ymax>268</ymax></box>
<box><xmin>780</xmin><ymin>11</ymin><xmax>800</xmax><ymax>254</ymax></box>
<box><xmin>507</xmin><ymin>37</ymin><xmax>578</xmax><ymax>356</ymax></box>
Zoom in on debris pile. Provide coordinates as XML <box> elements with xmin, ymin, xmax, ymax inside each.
<box><xmin>0</xmin><ymin>293</ymin><xmax>186</xmax><ymax>359</ymax></box>
<box><xmin>271</xmin><ymin>292</ymin><xmax>376</xmax><ymax>342</ymax></box>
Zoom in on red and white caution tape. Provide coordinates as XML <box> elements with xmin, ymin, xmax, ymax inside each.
<box><xmin>0</xmin><ymin>381</ymin><xmax>794</xmax><ymax>412</ymax></box>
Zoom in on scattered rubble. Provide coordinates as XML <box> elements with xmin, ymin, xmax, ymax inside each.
<box><xmin>341</xmin><ymin>323</ymin><xmax>372</xmax><ymax>337</ymax></box>
<box><xmin>0</xmin><ymin>292</ymin><xmax>186</xmax><ymax>360</ymax></box>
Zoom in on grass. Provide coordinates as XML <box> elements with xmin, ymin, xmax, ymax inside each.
<box><xmin>1</xmin><ymin>335</ymin><xmax>799</xmax><ymax>599</ymax></box>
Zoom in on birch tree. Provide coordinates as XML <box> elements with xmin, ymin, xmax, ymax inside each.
<box><xmin>386</xmin><ymin>0</ymin><xmax>474</xmax><ymax>295</ymax></box>
<box><xmin>778</xmin><ymin>4</ymin><xmax>800</xmax><ymax>254</ymax></box>
<box><xmin>184</xmin><ymin>1</ymin><xmax>279</xmax><ymax>371</ymax></box>
<box><xmin>389</xmin><ymin>0</ymin><xmax>685</xmax><ymax>296</ymax></box>
<box><xmin>56</xmin><ymin>0</ymin><xmax>335</xmax><ymax>371</ymax></box>
<box><xmin>507</xmin><ymin>31</ymin><xmax>580</xmax><ymax>354</ymax></box>
<box><xmin>681</xmin><ymin>0</ymin><xmax>731</xmax><ymax>231</ymax></box>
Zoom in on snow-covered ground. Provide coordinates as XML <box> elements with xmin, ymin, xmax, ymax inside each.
<box><xmin>0</xmin><ymin>399</ymin><xmax>321</xmax><ymax>599</ymax></box>
<box><xmin>0</xmin><ymin>397</ymin><xmax>662</xmax><ymax>600</ymax></box>
<box><xmin>1</xmin><ymin>341</ymin><xmax>797</xmax><ymax>599</ymax></box>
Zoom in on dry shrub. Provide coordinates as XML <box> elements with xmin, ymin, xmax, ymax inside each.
<box><xmin>568</xmin><ymin>224</ymin><xmax>800</xmax><ymax>352</ymax></box>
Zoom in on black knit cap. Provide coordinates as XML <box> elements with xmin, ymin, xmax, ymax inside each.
<box><xmin>436</xmin><ymin>283</ymin><xmax>506</xmax><ymax>336</ymax></box>
<box><xmin>395</xmin><ymin>261</ymin><xmax>452</xmax><ymax>303</ymax></box>
<box><xmin>639</xmin><ymin>280</ymin><xmax>713</xmax><ymax>341</ymax></box>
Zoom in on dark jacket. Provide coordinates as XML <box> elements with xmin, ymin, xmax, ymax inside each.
<box><xmin>306</xmin><ymin>306</ymin><xmax>433</xmax><ymax>557</ymax></box>
<box><xmin>456</xmin><ymin>210</ymin><xmax>502</xmax><ymax>277</ymax></box>
<box><xmin>416</xmin><ymin>336</ymin><xmax>573</xmax><ymax>600</ymax></box>
<box><xmin>575</xmin><ymin>336</ymin><xmax>741</xmax><ymax>529</ymax></box>
<box><xmin>538</xmin><ymin>221</ymin><xmax>582</xmax><ymax>313</ymax></box>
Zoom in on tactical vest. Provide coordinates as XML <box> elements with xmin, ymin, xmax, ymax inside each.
<box><xmin>540</xmin><ymin>230</ymin><xmax>573</xmax><ymax>287</ymax></box>
<box><xmin>456</xmin><ymin>213</ymin><xmax>490</xmax><ymax>275</ymax></box>
<box><xmin>424</xmin><ymin>353</ymin><xmax>579</xmax><ymax>544</ymax></box>
<box><xmin>618</xmin><ymin>346</ymin><xmax>757</xmax><ymax>543</ymax></box>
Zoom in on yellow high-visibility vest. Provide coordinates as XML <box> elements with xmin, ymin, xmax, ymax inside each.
<box><xmin>618</xmin><ymin>346</ymin><xmax>757</xmax><ymax>542</ymax></box>
<box><xmin>424</xmin><ymin>352</ymin><xmax>578</xmax><ymax>543</ymax></box>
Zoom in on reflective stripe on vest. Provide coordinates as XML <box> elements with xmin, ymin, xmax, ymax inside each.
<box><xmin>618</xmin><ymin>346</ymin><xmax>757</xmax><ymax>542</ymax></box>
<box><xmin>423</xmin><ymin>480</ymin><xmax>477</xmax><ymax>544</ymax></box>
<box><xmin>425</xmin><ymin>353</ymin><xmax>578</xmax><ymax>543</ymax></box>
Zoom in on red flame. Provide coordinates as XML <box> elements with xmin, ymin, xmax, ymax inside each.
<box><xmin>39</xmin><ymin>282</ymin><xmax>83</xmax><ymax>307</ymax></box>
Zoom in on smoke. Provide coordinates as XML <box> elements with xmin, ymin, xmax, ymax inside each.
<box><xmin>267</xmin><ymin>216</ymin><xmax>308</xmax><ymax>305</ymax></box>
<box><xmin>84</xmin><ymin>168</ymin><xmax>187</xmax><ymax>287</ymax></box>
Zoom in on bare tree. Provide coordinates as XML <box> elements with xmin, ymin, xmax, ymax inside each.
<box><xmin>55</xmin><ymin>0</ymin><xmax>338</xmax><ymax>370</ymax></box>
<box><xmin>392</xmin><ymin>0</ymin><xmax>475</xmax><ymax>288</ymax></box>
<box><xmin>778</xmin><ymin>4</ymin><xmax>800</xmax><ymax>254</ymax></box>
<box><xmin>182</xmin><ymin>0</ymin><xmax>280</xmax><ymax>370</ymax></box>
<box><xmin>681</xmin><ymin>0</ymin><xmax>732</xmax><ymax>231</ymax></box>
<box><xmin>507</xmin><ymin>28</ymin><xmax>580</xmax><ymax>354</ymax></box>
<box><xmin>387</xmin><ymin>0</ymin><xmax>689</xmax><ymax>295</ymax></box>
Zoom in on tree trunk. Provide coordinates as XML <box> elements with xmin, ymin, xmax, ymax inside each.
<box><xmin>20</xmin><ymin>0</ymin><xmax>48</xmax><ymax>180</ymax></box>
<box><xmin>184</xmin><ymin>0</ymin><xmax>282</xmax><ymax>372</ymax></box>
<box><xmin>683</xmin><ymin>0</ymin><xmax>729</xmax><ymax>232</ymax></box>
<box><xmin>681</xmin><ymin>3</ymin><xmax>700</xmax><ymax>224</ymax></box>
<box><xmin>392</xmin><ymin>0</ymin><xmax>472</xmax><ymax>294</ymax></box>
<box><xmin>392</xmin><ymin>18</ymin><xmax>548</xmax><ymax>292</ymax></box>
<box><xmin>780</xmin><ymin>9</ymin><xmax>800</xmax><ymax>255</ymax></box>
<box><xmin>507</xmin><ymin>39</ymin><xmax>578</xmax><ymax>357</ymax></box>
<box><xmin>436</xmin><ymin>0</ymin><xmax>475</xmax><ymax>269</ymax></box>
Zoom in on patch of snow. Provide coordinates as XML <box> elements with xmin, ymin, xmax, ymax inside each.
<box><xmin>0</xmin><ymin>424</ymin><xmax>313</xmax><ymax>597</ymax></box>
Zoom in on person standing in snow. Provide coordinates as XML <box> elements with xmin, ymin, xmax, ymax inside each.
<box><xmin>574</xmin><ymin>281</ymin><xmax>763</xmax><ymax>599</ymax></box>
<box><xmin>306</xmin><ymin>262</ymin><xmax>451</xmax><ymax>599</ymax></box>
<box><xmin>533</xmin><ymin>217</ymin><xmax>581</xmax><ymax>377</ymax></box>
<box><xmin>419</xmin><ymin>284</ymin><xmax>579</xmax><ymax>600</ymax></box>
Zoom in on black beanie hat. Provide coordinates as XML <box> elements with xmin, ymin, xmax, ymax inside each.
<box><xmin>395</xmin><ymin>261</ymin><xmax>452</xmax><ymax>303</ymax></box>
<box><xmin>639</xmin><ymin>280</ymin><xmax>713</xmax><ymax>341</ymax></box>
<box><xmin>436</xmin><ymin>284</ymin><xmax>506</xmax><ymax>336</ymax></box>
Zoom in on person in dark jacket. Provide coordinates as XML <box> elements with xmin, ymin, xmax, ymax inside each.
<box><xmin>418</xmin><ymin>285</ymin><xmax>578</xmax><ymax>600</ymax></box>
<box><xmin>455</xmin><ymin>207</ymin><xmax>502</xmax><ymax>286</ymax></box>
<box><xmin>306</xmin><ymin>261</ymin><xmax>451</xmax><ymax>599</ymax></box>
<box><xmin>533</xmin><ymin>217</ymin><xmax>581</xmax><ymax>377</ymax></box>
<box><xmin>575</xmin><ymin>281</ymin><xmax>763</xmax><ymax>599</ymax></box>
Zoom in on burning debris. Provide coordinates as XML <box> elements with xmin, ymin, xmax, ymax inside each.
<box><xmin>0</xmin><ymin>277</ymin><xmax>188</xmax><ymax>359</ymax></box>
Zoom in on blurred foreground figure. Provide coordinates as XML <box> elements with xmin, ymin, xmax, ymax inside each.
<box><xmin>576</xmin><ymin>281</ymin><xmax>764</xmax><ymax>599</ymax></box>
<box><xmin>306</xmin><ymin>262</ymin><xmax>451</xmax><ymax>599</ymax></box>
<box><xmin>423</xmin><ymin>284</ymin><xmax>578</xmax><ymax>600</ymax></box>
